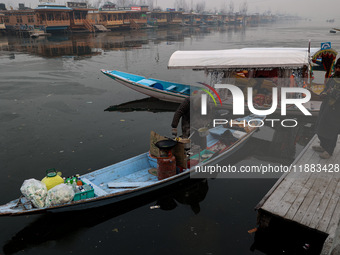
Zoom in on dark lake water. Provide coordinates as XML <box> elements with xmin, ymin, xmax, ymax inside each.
<box><xmin>0</xmin><ymin>19</ymin><xmax>339</xmax><ymax>254</ymax></box>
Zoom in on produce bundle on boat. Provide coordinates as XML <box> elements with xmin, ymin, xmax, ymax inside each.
<box><xmin>20</xmin><ymin>179</ymin><xmax>47</xmax><ymax>208</ymax></box>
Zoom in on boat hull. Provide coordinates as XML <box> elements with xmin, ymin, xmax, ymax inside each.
<box><xmin>101</xmin><ymin>70</ymin><xmax>189</xmax><ymax>103</ymax></box>
<box><xmin>0</xmin><ymin>115</ymin><xmax>264</xmax><ymax>216</ymax></box>
<box><xmin>114</xmin><ymin>77</ymin><xmax>187</xmax><ymax>103</ymax></box>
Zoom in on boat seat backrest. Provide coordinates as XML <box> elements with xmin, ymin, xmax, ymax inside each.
<box><xmin>137</xmin><ymin>79</ymin><xmax>157</xmax><ymax>86</ymax></box>
<box><xmin>151</xmin><ymin>82</ymin><xmax>164</xmax><ymax>90</ymax></box>
<box><xmin>180</xmin><ymin>87</ymin><xmax>190</xmax><ymax>94</ymax></box>
<box><xmin>166</xmin><ymin>85</ymin><xmax>177</xmax><ymax>91</ymax></box>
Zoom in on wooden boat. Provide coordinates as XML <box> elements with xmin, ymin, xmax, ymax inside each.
<box><xmin>30</xmin><ymin>32</ymin><xmax>51</xmax><ymax>38</ymax></box>
<box><xmin>0</xmin><ymin>115</ymin><xmax>264</xmax><ymax>216</ymax></box>
<box><xmin>101</xmin><ymin>70</ymin><xmax>197</xmax><ymax>103</ymax></box>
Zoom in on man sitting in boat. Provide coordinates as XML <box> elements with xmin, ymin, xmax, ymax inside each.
<box><xmin>313</xmin><ymin>58</ymin><xmax>340</xmax><ymax>159</ymax></box>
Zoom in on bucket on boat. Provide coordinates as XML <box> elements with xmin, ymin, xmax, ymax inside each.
<box><xmin>41</xmin><ymin>168</ymin><xmax>64</xmax><ymax>190</ymax></box>
<box><xmin>178</xmin><ymin>138</ymin><xmax>191</xmax><ymax>150</ymax></box>
<box><xmin>198</xmin><ymin>127</ymin><xmax>209</xmax><ymax>137</ymax></box>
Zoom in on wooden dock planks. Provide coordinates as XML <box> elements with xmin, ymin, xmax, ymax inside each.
<box><xmin>257</xmin><ymin>135</ymin><xmax>340</xmax><ymax>252</ymax></box>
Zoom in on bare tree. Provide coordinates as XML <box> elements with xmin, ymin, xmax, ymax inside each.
<box><xmin>213</xmin><ymin>7</ymin><xmax>218</xmax><ymax>14</ymax></box>
<box><xmin>239</xmin><ymin>1</ymin><xmax>248</xmax><ymax>15</ymax></box>
<box><xmin>129</xmin><ymin>0</ymin><xmax>137</xmax><ymax>6</ymax></box>
<box><xmin>195</xmin><ymin>1</ymin><xmax>205</xmax><ymax>13</ymax></box>
<box><xmin>116</xmin><ymin>0</ymin><xmax>127</xmax><ymax>7</ymax></box>
<box><xmin>220</xmin><ymin>1</ymin><xmax>228</xmax><ymax>15</ymax></box>
<box><xmin>175</xmin><ymin>0</ymin><xmax>188</xmax><ymax>12</ymax></box>
<box><xmin>229</xmin><ymin>0</ymin><xmax>234</xmax><ymax>15</ymax></box>
<box><xmin>147</xmin><ymin>0</ymin><xmax>154</xmax><ymax>10</ymax></box>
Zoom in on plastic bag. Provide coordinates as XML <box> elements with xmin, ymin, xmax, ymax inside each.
<box><xmin>45</xmin><ymin>184</ymin><xmax>75</xmax><ymax>207</ymax></box>
<box><xmin>20</xmin><ymin>178</ymin><xmax>47</xmax><ymax>208</ymax></box>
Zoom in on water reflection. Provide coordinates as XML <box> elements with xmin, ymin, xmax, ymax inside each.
<box><xmin>2</xmin><ymin>179</ymin><xmax>208</xmax><ymax>255</ymax></box>
<box><xmin>250</xmin><ymin>218</ymin><xmax>327</xmax><ymax>255</ymax></box>
<box><xmin>0</xmin><ymin>26</ymin><xmax>249</xmax><ymax>58</ymax></box>
<box><xmin>156</xmin><ymin>179</ymin><xmax>208</xmax><ymax>214</ymax></box>
<box><xmin>105</xmin><ymin>97</ymin><xmax>179</xmax><ymax>113</ymax></box>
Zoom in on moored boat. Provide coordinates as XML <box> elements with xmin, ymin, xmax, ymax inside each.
<box><xmin>0</xmin><ymin>115</ymin><xmax>265</xmax><ymax>216</ymax></box>
<box><xmin>101</xmin><ymin>70</ymin><xmax>197</xmax><ymax>103</ymax></box>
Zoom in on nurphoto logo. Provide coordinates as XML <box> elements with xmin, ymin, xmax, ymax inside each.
<box><xmin>200</xmin><ymin>84</ymin><xmax>311</xmax><ymax>116</ymax></box>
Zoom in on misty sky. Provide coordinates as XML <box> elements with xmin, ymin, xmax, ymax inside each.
<box><xmin>2</xmin><ymin>0</ymin><xmax>339</xmax><ymax>18</ymax></box>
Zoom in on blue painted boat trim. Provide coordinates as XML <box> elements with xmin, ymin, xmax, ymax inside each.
<box><xmin>102</xmin><ymin>70</ymin><xmax>196</xmax><ymax>99</ymax></box>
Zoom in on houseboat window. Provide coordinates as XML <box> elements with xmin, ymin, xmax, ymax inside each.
<box><xmin>16</xmin><ymin>16</ymin><xmax>23</xmax><ymax>23</ymax></box>
<box><xmin>28</xmin><ymin>16</ymin><xmax>34</xmax><ymax>23</ymax></box>
<box><xmin>47</xmin><ymin>13</ymin><xmax>54</xmax><ymax>21</ymax></box>
<box><xmin>62</xmin><ymin>13</ymin><xmax>69</xmax><ymax>20</ymax></box>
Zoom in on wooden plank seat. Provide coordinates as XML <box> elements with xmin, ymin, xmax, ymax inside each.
<box><xmin>179</xmin><ymin>87</ymin><xmax>189</xmax><ymax>94</ymax></box>
<box><xmin>166</xmin><ymin>85</ymin><xmax>177</xmax><ymax>91</ymax></box>
<box><xmin>107</xmin><ymin>182</ymin><xmax>155</xmax><ymax>188</ymax></box>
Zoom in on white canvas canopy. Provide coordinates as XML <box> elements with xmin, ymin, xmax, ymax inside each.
<box><xmin>168</xmin><ymin>48</ymin><xmax>320</xmax><ymax>70</ymax></box>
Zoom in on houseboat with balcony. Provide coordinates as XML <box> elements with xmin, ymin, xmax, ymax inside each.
<box><xmin>182</xmin><ymin>13</ymin><xmax>201</xmax><ymax>26</ymax></box>
<box><xmin>34</xmin><ymin>3</ymin><xmax>72</xmax><ymax>32</ymax></box>
<box><xmin>67</xmin><ymin>2</ymin><xmax>97</xmax><ymax>32</ymax></box>
<box><xmin>89</xmin><ymin>7</ymin><xmax>148</xmax><ymax>30</ymax></box>
<box><xmin>0</xmin><ymin>9</ymin><xmax>35</xmax><ymax>32</ymax></box>
<box><xmin>149</xmin><ymin>11</ymin><xmax>168</xmax><ymax>27</ymax></box>
<box><xmin>167</xmin><ymin>10</ymin><xmax>183</xmax><ymax>26</ymax></box>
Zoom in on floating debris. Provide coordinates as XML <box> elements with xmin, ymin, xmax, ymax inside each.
<box><xmin>150</xmin><ymin>205</ymin><xmax>160</xmax><ymax>209</ymax></box>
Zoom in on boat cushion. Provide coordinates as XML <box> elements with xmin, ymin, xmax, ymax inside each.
<box><xmin>137</xmin><ymin>79</ymin><xmax>157</xmax><ymax>86</ymax></box>
<box><xmin>151</xmin><ymin>83</ymin><xmax>163</xmax><ymax>90</ymax></box>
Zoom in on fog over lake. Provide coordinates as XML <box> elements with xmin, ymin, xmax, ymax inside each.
<box><xmin>2</xmin><ymin>0</ymin><xmax>339</xmax><ymax>19</ymax></box>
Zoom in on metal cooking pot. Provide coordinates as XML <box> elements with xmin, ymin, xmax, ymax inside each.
<box><xmin>155</xmin><ymin>139</ymin><xmax>177</xmax><ymax>150</ymax></box>
<box><xmin>198</xmin><ymin>127</ymin><xmax>209</xmax><ymax>137</ymax></box>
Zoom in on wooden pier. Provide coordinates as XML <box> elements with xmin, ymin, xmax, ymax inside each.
<box><xmin>256</xmin><ymin>134</ymin><xmax>340</xmax><ymax>254</ymax></box>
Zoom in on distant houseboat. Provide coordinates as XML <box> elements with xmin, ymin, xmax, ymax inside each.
<box><xmin>168</xmin><ymin>11</ymin><xmax>182</xmax><ymax>26</ymax></box>
<box><xmin>67</xmin><ymin>2</ymin><xmax>97</xmax><ymax>32</ymax></box>
<box><xmin>150</xmin><ymin>11</ymin><xmax>168</xmax><ymax>26</ymax></box>
<box><xmin>35</xmin><ymin>3</ymin><xmax>72</xmax><ymax>32</ymax></box>
<box><xmin>89</xmin><ymin>8</ymin><xmax>148</xmax><ymax>30</ymax></box>
<box><xmin>0</xmin><ymin>13</ymin><xmax>5</xmax><ymax>31</ymax></box>
<box><xmin>1</xmin><ymin>9</ymin><xmax>35</xmax><ymax>31</ymax></box>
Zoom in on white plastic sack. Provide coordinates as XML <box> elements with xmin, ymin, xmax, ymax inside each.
<box><xmin>45</xmin><ymin>184</ymin><xmax>75</xmax><ymax>207</ymax></box>
<box><xmin>20</xmin><ymin>178</ymin><xmax>47</xmax><ymax>208</ymax></box>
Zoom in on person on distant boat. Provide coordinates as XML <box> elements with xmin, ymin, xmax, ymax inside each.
<box><xmin>313</xmin><ymin>58</ymin><xmax>340</xmax><ymax>159</ymax></box>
